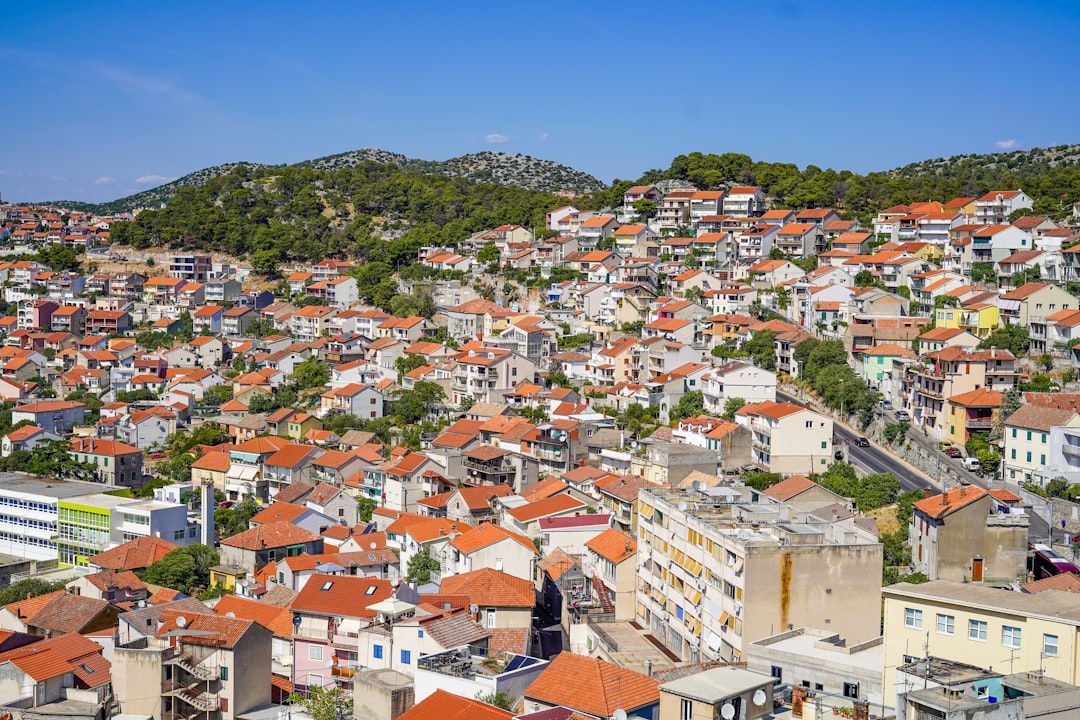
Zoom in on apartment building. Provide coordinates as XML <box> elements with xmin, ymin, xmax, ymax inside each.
<box><xmin>636</xmin><ymin>485</ymin><xmax>882</xmax><ymax>665</ymax></box>
<box><xmin>57</xmin><ymin>493</ymin><xmax>196</xmax><ymax>567</ymax></box>
<box><xmin>740</xmin><ymin>401</ymin><xmax>834</xmax><ymax>474</ymax></box>
<box><xmin>169</xmin><ymin>254</ymin><xmax>213</xmax><ymax>282</ymax></box>
<box><xmin>974</xmin><ymin>190</ymin><xmax>1033</xmax><ymax>226</ymax></box>
<box><xmin>450</xmin><ymin>347</ymin><xmax>535</xmax><ymax>406</ymax></box>
<box><xmin>0</xmin><ymin>473</ymin><xmax>109</xmax><ymax>561</ymax></box>
<box><xmin>882</xmin><ymin>580</ymin><xmax>1080</xmax><ymax>707</ymax></box>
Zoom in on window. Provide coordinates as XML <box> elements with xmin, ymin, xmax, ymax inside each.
<box><xmin>843</xmin><ymin>682</ymin><xmax>859</xmax><ymax>699</ymax></box>
<box><xmin>936</xmin><ymin>614</ymin><xmax>954</xmax><ymax>635</ymax></box>
<box><xmin>309</xmin><ymin>645</ymin><xmax>323</xmax><ymax>661</ymax></box>
<box><xmin>821</xmin><ymin>441</ymin><xmax>827</xmax><ymax>449</ymax></box>
<box><xmin>308</xmin><ymin>673</ymin><xmax>321</xmax><ymax>688</ymax></box>
<box><xmin>1003</xmin><ymin>626</ymin><xmax>1021</xmax><ymax>648</ymax></box>
<box><xmin>770</xmin><ymin>666</ymin><xmax>783</xmax><ymax>685</ymax></box>
<box><xmin>676</xmin><ymin>605</ymin><xmax>684</xmax><ymax>621</ymax></box>
<box><xmin>680</xmin><ymin>699</ymin><xmax>692</xmax><ymax>720</ymax></box>
<box><xmin>485</xmin><ymin>609</ymin><xmax>495</xmax><ymax>628</ymax></box>
<box><xmin>905</xmin><ymin>608</ymin><xmax>922</xmax><ymax>629</ymax></box>
<box><xmin>1044</xmin><ymin>634</ymin><xmax>1059</xmax><ymax>656</ymax></box>
<box><xmin>417</xmin><ymin>629</ymin><xmax>424</xmax><ymax>639</ymax></box>
<box><xmin>173</xmin><ymin>530</ymin><xmax>185</xmax><ymax>540</ymax></box>
<box><xmin>969</xmin><ymin>620</ymin><xmax>987</xmax><ymax>641</ymax></box>
<box><xmin>373</xmin><ymin>644</ymin><xmax>383</xmax><ymax>659</ymax></box>
<box><xmin>815</xmin><ymin>683</ymin><xmax>824</xmax><ymax>691</ymax></box>
<box><xmin>1027</xmin><ymin>451</ymin><xmax>1032</xmax><ymax>463</ymax></box>
<box><xmin>806</xmin><ymin>421</ymin><xmax>813</xmax><ymax>428</ymax></box>
<box><xmin>220</xmin><ymin>666</ymin><xmax>228</xmax><ymax>681</ymax></box>
<box><xmin>400</xmin><ymin>649</ymin><xmax>411</xmax><ymax>665</ymax></box>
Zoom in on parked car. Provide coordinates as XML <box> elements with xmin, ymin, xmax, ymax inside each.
<box><xmin>961</xmin><ymin>457</ymin><xmax>981</xmax><ymax>471</ymax></box>
<box><xmin>944</xmin><ymin>447</ymin><xmax>962</xmax><ymax>458</ymax></box>
<box><xmin>895</xmin><ymin>410</ymin><xmax>910</xmax><ymax>421</ymax></box>
<box><xmin>881</xmin><ymin>400</ymin><xmax>893</xmax><ymax>410</ymax></box>
<box><xmin>854</xmin><ymin>437</ymin><xmax>870</xmax><ymax>448</ymax></box>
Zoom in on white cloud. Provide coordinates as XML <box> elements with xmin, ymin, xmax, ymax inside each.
<box><xmin>485</xmin><ymin>133</ymin><xmax>510</xmax><ymax>144</ymax></box>
<box><xmin>538</xmin><ymin>132</ymin><xmax>551</xmax><ymax>142</ymax></box>
<box><xmin>995</xmin><ymin>139</ymin><xmax>1018</xmax><ymax>150</ymax></box>
<box><xmin>135</xmin><ymin>174</ymin><xmax>173</xmax><ymax>185</ymax></box>
<box><xmin>94</xmin><ymin>176</ymin><xmax>115</xmax><ymax>185</ymax></box>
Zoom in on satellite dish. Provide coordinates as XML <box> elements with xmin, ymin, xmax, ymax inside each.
<box><xmin>469</xmin><ymin>604</ymin><xmax>479</xmax><ymax>615</ymax></box>
<box><xmin>370</xmin><ymin>542</ymin><xmax>377</xmax><ymax>550</ymax></box>
<box><xmin>175</xmin><ymin>616</ymin><xmax>187</xmax><ymax>628</ymax></box>
<box><xmin>324</xmin><ymin>658</ymin><xmax>334</xmax><ymax>668</ymax></box>
<box><xmin>584</xmin><ymin>564</ymin><xmax>595</xmax><ymax>579</ymax></box>
<box><xmin>613</xmin><ymin>710</ymin><xmax>627</xmax><ymax>720</ymax></box>
<box><xmin>753</xmin><ymin>689</ymin><xmax>767</xmax><ymax>705</ymax></box>
<box><xmin>678</xmin><ymin>502</ymin><xmax>687</xmax><ymax>511</ymax></box>
<box><xmin>691</xmin><ymin>480</ymin><xmax>702</xmax><ymax>492</ymax></box>
<box><xmin>225</xmin><ymin>611</ymin><xmax>236</xmax><ymax>619</ymax></box>
<box><xmin>721</xmin><ymin>702</ymin><xmax>736</xmax><ymax>720</ymax></box>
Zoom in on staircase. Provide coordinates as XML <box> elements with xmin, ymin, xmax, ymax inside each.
<box><xmin>165</xmin><ymin>648</ymin><xmax>216</xmax><ymax>682</ymax></box>
<box><xmin>591</xmin><ymin>575</ymin><xmax>615</xmax><ymax>614</ymax></box>
<box><xmin>177</xmin><ymin>684</ymin><xmax>220</xmax><ymax>713</ymax></box>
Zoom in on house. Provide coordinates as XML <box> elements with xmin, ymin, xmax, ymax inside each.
<box><xmin>305</xmin><ymin>482</ymin><xmax>359</xmax><ymax>527</ymax></box>
<box><xmin>115</xmin><ymin>407</ymin><xmax>177</xmax><ymax>450</ymax></box>
<box><xmin>740</xmin><ymin>401</ymin><xmax>834</xmax><ymax>474</ymax></box>
<box><xmin>584</xmin><ymin>528</ymin><xmax>636</xmax><ymax>620</ymax></box>
<box><xmin>444</xmin><ymin>522</ymin><xmax>537</xmax><ymax>580</ymax></box>
<box><xmin>1002</xmin><ymin>403</ymin><xmax>1080</xmax><ymax>486</ymax></box>
<box><xmin>192</xmin><ymin>305</ymin><xmax>227</xmax><ymax>334</ymax></box>
<box><xmin>908</xmin><ymin>486</ymin><xmax>1027</xmax><ymax>584</ymax></box>
<box><xmin>659</xmin><ymin>667</ymin><xmax>774</xmax><ymax>720</ymax></box>
<box><xmin>218</xmin><ymin>521</ymin><xmax>324</xmax><ymax>574</ymax></box>
<box><xmin>1</xmin><ymin>424</ymin><xmax>60</xmax><ymax>457</ymax></box>
<box><xmin>881</xmin><ymin>579</ymin><xmax>1080</xmax><ymax>707</ymax></box>
<box><xmin>762</xmin><ymin>474</ymin><xmax>848</xmax><ymax>513</ymax></box>
<box><xmin>723</xmin><ymin>187</ymin><xmax>764</xmax><ymax>217</ymax></box>
<box><xmin>439</xmin><ymin>567</ymin><xmax>535</xmax><ymax>631</ymax></box>
<box><xmin>945</xmin><ymin>387</ymin><xmax>1002</xmax><ymax>447</ymax></box>
<box><xmin>746</xmin><ymin>259</ymin><xmax>803</xmax><ymax>288</ymax></box>
<box><xmin>0</xmin><ymin>590</ymin><xmax>121</xmax><ymax>636</ymax></box>
<box><xmin>974</xmin><ymin>189</ymin><xmax>1033</xmax><ymax>225</ymax></box>
<box><xmin>319</xmin><ymin>383</ymin><xmax>383</xmax><ymax>419</ymax></box>
<box><xmin>112</xmin><ymin>607</ymin><xmax>272</xmax><ymax>720</ymax></box>
<box><xmin>399</xmin><ymin>689</ymin><xmax>512</xmax><ymax>720</ymax></box>
<box><xmin>89</xmin><ymin>535</ymin><xmax>179</xmax><ymax>572</ymax></box>
<box><xmin>69</xmin><ymin>437</ymin><xmax>144</xmax><ymax>487</ymax></box>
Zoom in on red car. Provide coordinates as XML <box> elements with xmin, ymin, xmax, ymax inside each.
<box><xmin>944</xmin><ymin>447</ymin><xmax>962</xmax><ymax>458</ymax></box>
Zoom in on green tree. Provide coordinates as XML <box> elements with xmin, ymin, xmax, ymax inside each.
<box><xmin>247</xmin><ymin>392</ymin><xmax>282</xmax><ymax>414</ymax></box>
<box><xmin>743</xmin><ymin>330</ymin><xmax>777</xmax><ymax>371</ymax></box>
<box><xmin>141</xmin><ymin>544</ymin><xmax>220</xmax><ymax>595</ymax></box>
<box><xmin>722</xmin><ymin>397</ymin><xmax>746</xmax><ymax>421</ymax></box>
<box><xmin>671</xmin><ymin>391</ymin><xmax>705</xmax><ymax>422</ymax></box>
<box><xmin>215</xmin><ymin>496</ymin><xmax>259</xmax><ymax>538</ymax></box>
<box><xmin>1022</xmin><ymin>375</ymin><xmax>1059</xmax><ymax>392</ymax></box>
<box><xmin>26</xmin><ymin>440</ymin><xmax>96</xmax><ymax>480</ymax></box>
<box><xmin>895</xmin><ymin>489</ymin><xmax>924</xmax><ymax>524</ymax></box>
<box><xmin>406</xmin><ymin>547</ymin><xmax>440</xmax><ymax>584</ymax></box>
<box><xmin>476</xmin><ymin>690</ymin><xmax>515</xmax><ymax>711</ymax></box>
<box><xmin>743</xmin><ymin>471</ymin><xmax>782</xmax><ymax>491</ymax></box>
<box><xmin>396</xmin><ymin>354</ymin><xmax>428</xmax><ymax>381</ymax></box>
<box><xmin>357</xmin><ymin>497</ymin><xmax>376</xmax><ymax>523</ymax></box>
<box><xmin>392</xmin><ymin>381</ymin><xmax>445</xmax><ymax>424</ymax></box>
<box><xmin>816</xmin><ymin>461</ymin><xmax>859</xmax><ymax>499</ymax></box>
<box><xmin>802</xmin><ymin>340</ymin><xmax>849</xmax><ymax>385</ymax></box>
<box><xmin>116</xmin><ymin>389</ymin><xmax>157</xmax><ymax>403</ymax></box>
<box><xmin>288</xmin><ymin>685</ymin><xmax>353</xmax><ymax>720</ymax></box>
<box><xmin>855</xmin><ymin>472</ymin><xmax>901</xmax><ymax>511</ymax></box>
<box><xmin>477</xmin><ymin>243</ymin><xmax>501</xmax><ymax>268</ymax></box>
<box><xmin>632</xmin><ymin>198</ymin><xmax>657</xmax><ymax>218</ymax></box>
<box><xmin>293</xmin><ymin>357</ymin><xmax>330</xmax><ymax>390</ymax></box>
<box><xmin>0</xmin><ymin>578</ymin><xmax>69</xmax><ymax>606</ymax></box>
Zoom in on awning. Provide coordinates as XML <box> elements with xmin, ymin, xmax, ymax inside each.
<box><xmin>733</xmin><ymin>556</ymin><xmax>744</xmax><ymax>573</ymax></box>
<box><xmin>706</xmin><ymin>630</ymin><xmax>722</xmax><ymax>652</ymax></box>
<box><xmin>337</xmin><ymin>618</ymin><xmax>362</xmax><ymax>635</ymax></box>
<box><xmin>227</xmin><ymin>465</ymin><xmax>260</xmax><ymax>482</ymax></box>
<box><xmin>719</xmin><ymin>612</ymin><xmax>731</xmax><ymax>627</ymax></box>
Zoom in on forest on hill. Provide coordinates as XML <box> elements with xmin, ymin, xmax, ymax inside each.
<box><xmin>109</xmin><ymin>162</ymin><xmax>564</xmax><ymax>269</ymax></box>
<box><xmin>586</xmin><ymin>145</ymin><xmax>1080</xmax><ymax>222</ymax></box>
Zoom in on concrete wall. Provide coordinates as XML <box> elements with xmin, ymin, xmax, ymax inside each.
<box><xmin>912</xmin><ymin>495</ymin><xmax>1029</xmax><ymax>583</ymax></box>
<box><xmin>746</xmin><ymin>629</ymin><xmax>883</xmax><ymax>706</ymax></box>
<box><xmin>113</xmin><ymin>646</ymin><xmax>162</xmax><ymax>718</ymax></box>
<box><xmin>354</xmin><ymin>669</ymin><xmax>414</xmax><ymax>720</ymax></box>
<box><xmin>230</xmin><ymin>624</ymin><xmax>272</xmax><ymax>716</ymax></box>
<box><xmin>743</xmin><ymin>543</ymin><xmax>883</xmax><ymax>647</ymax></box>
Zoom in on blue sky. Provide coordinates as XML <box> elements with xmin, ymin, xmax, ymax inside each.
<box><xmin>4</xmin><ymin>1</ymin><xmax>1080</xmax><ymax>203</ymax></box>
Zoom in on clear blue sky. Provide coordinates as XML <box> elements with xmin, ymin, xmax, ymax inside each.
<box><xmin>4</xmin><ymin>0</ymin><xmax>1080</xmax><ymax>203</ymax></box>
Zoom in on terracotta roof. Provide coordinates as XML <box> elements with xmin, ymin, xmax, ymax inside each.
<box><xmin>1021</xmin><ymin>572</ymin><xmax>1080</xmax><ymax>594</ymax></box>
<box><xmin>14</xmin><ymin>592</ymin><xmax>111</xmax><ymax>634</ymax></box>
<box><xmin>439</xmin><ymin>568</ymin><xmax>534</xmax><ymax>608</ymax></box>
<box><xmin>213</xmin><ymin>595</ymin><xmax>294</xmax><ymax>637</ymax></box>
<box><xmin>507</xmin><ymin>494</ymin><xmax>585</xmax><ymax>522</ymax></box>
<box><xmin>155</xmin><ymin>610</ymin><xmax>254</xmax><ymax>648</ymax></box>
<box><xmin>913</xmin><ymin>486</ymin><xmax>988</xmax><ymax>520</ymax></box>
<box><xmin>220</xmin><ymin>521</ymin><xmax>320</xmax><ymax>550</ymax></box>
<box><xmin>290</xmin><ymin>574</ymin><xmax>393</xmax><ymax>617</ymax></box>
<box><xmin>763</xmin><ymin>474</ymin><xmax>817</xmax><ymax>501</ymax></box>
<box><xmin>449</xmin><ymin>523</ymin><xmax>537</xmax><ymax>555</ymax></box>
<box><xmin>525</xmin><ymin>652</ymin><xmax>660</xmax><ymax>716</ymax></box>
<box><xmin>453</xmin><ymin>484</ymin><xmax>514</xmax><ymax>510</ymax></box>
<box><xmin>397</xmin><ymin>689</ymin><xmax>513</xmax><ymax>720</ymax></box>
<box><xmin>585</xmin><ymin>529</ymin><xmax>636</xmax><ymax>564</ymax></box>
<box><xmin>249</xmin><ymin>502</ymin><xmax>308</xmax><ymax>525</ymax></box>
<box><xmin>1004</xmin><ymin>404</ymin><xmax>1079</xmax><ymax>432</ymax></box>
<box><xmin>90</xmin><ymin>536</ymin><xmax>179</xmax><ymax>571</ymax></box>
<box><xmin>596</xmin><ymin>474</ymin><xmax>653</xmax><ymax>502</ymax></box>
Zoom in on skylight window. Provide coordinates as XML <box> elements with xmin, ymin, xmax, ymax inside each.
<box><xmin>365</xmin><ymin>585</ymin><xmax>377</xmax><ymax>595</ymax></box>
<box><xmin>321</xmin><ymin>581</ymin><xmax>334</xmax><ymax>592</ymax></box>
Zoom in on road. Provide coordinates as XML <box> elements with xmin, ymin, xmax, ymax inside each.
<box><xmin>777</xmin><ymin>389</ymin><xmax>1050</xmax><ymax>542</ymax></box>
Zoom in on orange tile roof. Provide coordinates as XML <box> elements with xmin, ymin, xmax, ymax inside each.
<box><xmin>585</xmin><ymin>528</ymin><xmax>636</xmax><ymax>564</ymax></box>
<box><xmin>290</xmin><ymin>574</ymin><xmax>393</xmax><ymax>617</ymax></box>
<box><xmin>506</xmin><ymin>494</ymin><xmax>585</xmax><ymax>522</ymax></box>
<box><xmin>449</xmin><ymin>523</ymin><xmax>537</xmax><ymax>556</ymax></box>
<box><xmin>213</xmin><ymin>595</ymin><xmax>295</xmax><ymax>637</ymax></box>
<box><xmin>525</xmin><ymin>652</ymin><xmax>659</xmax><ymax>716</ymax></box>
<box><xmin>220</xmin><ymin>521</ymin><xmax>320</xmax><ymax>550</ymax></box>
<box><xmin>439</xmin><ymin>568</ymin><xmax>534</xmax><ymax>608</ymax></box>
<box><xmin>398</xmin><ymin>689</ymin><xmax>513</xmax><ymax>720</ymax></box>
<box><xmin>249</xmin><ymin>502</ymin><xmax>308</xmax><ymax>525</ymax></box>
<box><xmin>913</xmin><ymin>486</ymin><xmax>988</xmax><ymax>520</ymax></box>
<box><xmin>763</xmin><ymin>474</ymin><xmax>817</xmax><ymax>501</ymax></box>
<box><xmin>1020</xmin><ymin>572</ymin><xmax>1080</xmax><ymax>594</ymax></box>
<box><xmin>90</xmin><ymin>536</ymin><xmax>179</xmax><ymax>571</ymax></box>
<box><xmin>948</xmin><ymin>387</ymin><xmax>1002</xmax><ymax>407</ymax></box>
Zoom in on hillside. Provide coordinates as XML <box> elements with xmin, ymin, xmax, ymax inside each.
<box><xmin>62</xmin><ymin>149</ymin><xmax>602</xmax><ymax>214</ymax></box>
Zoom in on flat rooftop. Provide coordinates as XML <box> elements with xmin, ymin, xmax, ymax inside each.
<box><xmin>887</xmin><ymin>580</ymin><xmax>1080</xmax><ymax>626</ymax></box>
<box><xmin>0</xmin><ymin>472</ymin><xmax>118</xmax><ymax>500</ymax></box>
<box><xmin>661</xmin><ymin>666</ymin><xmax>773</xmax><ymax>703</ymax></box>
<box><xmin>752</xmin><ymin>629</ymin><xmax>882</xmax><ymax>672</ymax></box>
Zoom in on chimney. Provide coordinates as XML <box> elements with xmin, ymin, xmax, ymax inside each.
<box><xmin>791</xmin><ymin>686</ymin><xmax>807</xmax><ymax>717</ymax></box>
<box><xmin>922</xmin><ymin>487</ymin><xmax>933</xmax><ymax>500</ymax></box>
<box><xmin>200</xmin><ymin>482</ymin><xmax>215</xmax><ymax>547</ymax></box>
<box><xmin>853</xmin><ymin>700</ymin><xmax>869</xmax><ymax>720</ymax></box>
<box><xmin>645</xmin><ymin>659</ymin><xmax>652</xmax><ymax>677</ymax></box>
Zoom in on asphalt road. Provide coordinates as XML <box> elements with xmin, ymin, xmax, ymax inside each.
<box><xmin>776</xmin><ymin>390</ymin><xmax>1051</xmax><ymax>542</ymax></box>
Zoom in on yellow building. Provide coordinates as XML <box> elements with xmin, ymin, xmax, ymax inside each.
<box><xmin>287</xmin><ymin>412</ymin><xmax>322</xmax><ymax>440</ymax></box>
<box><xmin>935</xmin><ymin>302</ymin><xmax>999</xmax><ymax>338</ymax></box>
<box><xmin>209</xmin><ymin>565</ymin><xmax>247</xmax><ymax>591</ymax></box>
<box><xmin>882</xmin><ymin>580</ymin><xmax>1080</xmax><ymax>708</ymax></box>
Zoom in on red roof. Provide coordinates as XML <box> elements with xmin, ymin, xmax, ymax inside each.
<box><xmin>398</xmin><ymin>690</ymin><xmax>512</xmax><ymax>720</ymax></box>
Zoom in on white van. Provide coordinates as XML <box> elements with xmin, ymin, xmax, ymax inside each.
<box><xmin>962</xmin><ymin>457</ymin><xmax>981</xmax><ymax>472</ymax></box>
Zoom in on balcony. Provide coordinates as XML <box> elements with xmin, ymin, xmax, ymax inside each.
<box><xmin>965</xmin><ymin>418</ymin><xmax>994</xmax><ymax>429</ymax></box>
<box><xmin>1062</xmin><ymin>443</ymin><xmax>1080</xmax><ymax>458</ymax></box>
